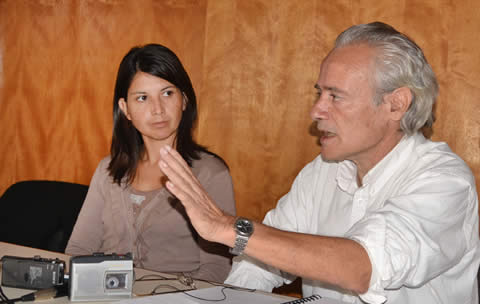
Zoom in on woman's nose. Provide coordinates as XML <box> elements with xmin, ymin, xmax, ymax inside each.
<box><xmin>151</xmin><ymin>98</ymin><xmax>164</xmax><ymax>115</ymax></box>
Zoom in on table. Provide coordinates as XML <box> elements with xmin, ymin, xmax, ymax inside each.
<box><xmin>0</xmin><ymin>242</ymin><xmax>293</xmax><ymax>303</ymax></box>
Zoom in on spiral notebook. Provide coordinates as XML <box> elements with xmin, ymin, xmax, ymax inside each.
<box><xmin>281</xmin><ymin>294</ymin><xmax>347</xmax><ymax>304</ymax></box>
<box><xmin>281</xmin><ymin>294</ymin><xmax>323</xmax><ymax>303</ymax></box>
<box><xmin>281</xmin><ymin>294</ymin><xmax>343</xmax><ymax>303</ymax></box>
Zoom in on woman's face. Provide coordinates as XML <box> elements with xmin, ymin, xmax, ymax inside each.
<box><xmin>119</xmin><ymin>71</ymin><xmax>186</xmax><ymax>147</ymax></box>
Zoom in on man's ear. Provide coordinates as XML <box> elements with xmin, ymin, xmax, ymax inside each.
<box><xmin>385</xmin><ymin>87</ymin><xmax>412</xmax><ymax>121</ymax></box>
<box><xmin>118</xmin><ymin>98</ymin><xmax>131</xmax><ymax>120</ymax></box>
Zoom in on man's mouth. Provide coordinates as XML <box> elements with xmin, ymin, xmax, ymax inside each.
<box><xmin>321</xmin><ymin>131</ymin><xmax>336</xmax><ymax>137</ymax></box>
<box><xmin>318</xmin><ymin>129</ymin><xmax>337</xmax><ymax>146</ymax></box>
<box><xmin>318</xmin><ymin>128</ymin><xmax>336</xmax><ymax>137</ymax></box>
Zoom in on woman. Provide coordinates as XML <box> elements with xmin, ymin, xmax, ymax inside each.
<box><xmin>66</xmin><ymin>44</ymin><xmax>236</xmax><ymax>283</ymax></box>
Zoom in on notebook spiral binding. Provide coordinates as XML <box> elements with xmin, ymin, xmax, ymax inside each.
<box><xmin>281</xmin><ymin>294</ymin><xmax>322</xmax><ymax>303</ymax></box>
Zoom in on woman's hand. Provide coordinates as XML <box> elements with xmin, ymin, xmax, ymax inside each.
<box><xmin>159</xmin><ymin>146</ymin><xmax>234</xmax><ymax>245</ymax></box>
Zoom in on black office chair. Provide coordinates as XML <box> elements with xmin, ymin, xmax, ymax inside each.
<box><xmin>0</xmin><ymin>180</ymin><xmax>88</xmax><ymax>253</ymax></box>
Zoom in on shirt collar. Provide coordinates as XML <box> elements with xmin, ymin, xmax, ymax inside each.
<box><xmin>336</xmin><ymin>133</ymin><xmax>425</xmax><ymax>195</ymax></box>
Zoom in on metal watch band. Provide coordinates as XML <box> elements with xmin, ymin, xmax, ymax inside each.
<box><xmin>229</xmin><ymin>234</ymin><xmax>249</xmax><ymax>255</ymax></box>
<box><xmin>229</xmin><ymin>217</ymin><xmax>254</xmax><ymax>255</ymax></box>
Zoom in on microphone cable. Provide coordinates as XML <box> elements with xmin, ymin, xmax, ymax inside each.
<box><xmin>0</xmin><ymin>287</ymin><xmax>58</xmax><ymax>304</ymax></box>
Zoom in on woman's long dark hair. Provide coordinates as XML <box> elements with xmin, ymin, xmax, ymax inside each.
<box><xmin>108</xmin><ymin>44</ymin><xmax>209</xmax><ymax>185</ymax></box>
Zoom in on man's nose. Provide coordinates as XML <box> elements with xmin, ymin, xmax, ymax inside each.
<box><xmin>310</xmin><ymin>94</ymin><xmax>330</xmax><ymax>120</ymax></box>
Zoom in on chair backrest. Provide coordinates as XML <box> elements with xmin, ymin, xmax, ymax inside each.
<box><xmin>0</xmin><ymin>180</ymin><xmax>88</xmax><ymax>253</ymax></box>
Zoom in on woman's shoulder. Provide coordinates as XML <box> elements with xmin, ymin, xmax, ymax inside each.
<box><xmin>89</xmin><ymin>155</ymin><xmax>127</xmax><ymax>193</ymax></box>
<box><xmin>191</xmin><ymin>152</ymin><xmax>235</xmax><ymax>203</ymax></box>
<box><xmin>90</xmin><ymin>156</ymin><xmax>114</xmax><ymax>185</ymax></box>
<box><xmin>191</xmin><ymin>151</ymin><xmax>230</xmax><ymax>176</ymax></box>
<box><xmin>95</xmin><ymin>156</ymin><xmax>112</xmax><ymax>173</ymax></box>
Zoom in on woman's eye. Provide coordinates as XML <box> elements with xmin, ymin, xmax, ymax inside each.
<box><xmin>162</xmin><ymin>90</ymin><xmax>174</xmax><ymax>97</ymax></box>
<box><xmin>135</xmin><ymin>95</ymin><xmax>147</xmax><ymax>102</ymax></box>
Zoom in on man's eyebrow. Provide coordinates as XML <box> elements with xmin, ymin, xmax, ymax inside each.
<box><xmin>314</xmin><ymin>84</ymin><xmax>347</xmax><ymax>94</ymax></box>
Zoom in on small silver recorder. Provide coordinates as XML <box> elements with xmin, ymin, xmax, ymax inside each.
<box><xmin>69</xmin><ymin>252</ymin><xmax>133</xmax><ymax>302</ymax></box>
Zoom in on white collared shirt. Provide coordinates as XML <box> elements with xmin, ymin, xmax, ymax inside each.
<box><xmin>225</xmin><ymin>133</ymin><xmax>480</xmax><ymax>304</ymax></box>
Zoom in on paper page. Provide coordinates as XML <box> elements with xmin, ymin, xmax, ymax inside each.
<box><xmin>117</xmin><ymin>286</ymin><xmax>348</xmax><ymax>304</ymax></box>
<box><xmin>181</xmin><ymin>286</ymin><xmax>285</xmax><ymax>304</ymax></box>
<box><xmin>117</xmin><ymin>286</ymin><xmax>285</xmax><ymax>304</ymax></box>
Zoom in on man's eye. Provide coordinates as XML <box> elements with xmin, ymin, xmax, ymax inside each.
<box><xmin>330</xmin><ymin>94</ymin><xmax>339</xmax><ymax>101</ymax></box>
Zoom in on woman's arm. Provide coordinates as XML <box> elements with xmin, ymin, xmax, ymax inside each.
<box><xmin>65</xmin><ymin>160</ymin><xmax>107</xmax><ymax>255</ymax></box>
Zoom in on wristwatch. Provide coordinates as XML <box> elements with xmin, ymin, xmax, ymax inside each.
<box><xmin>229</xmin><ymin>217</ymin><xmax>254</xmax><ymax>255</ymax></box>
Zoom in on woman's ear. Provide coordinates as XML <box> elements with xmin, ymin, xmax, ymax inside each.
<box><xmin>118</xmin><ymin>98</ymin><xmax>131</xmax><ymax>120</ymax></box>
<box><xmin>385</xmin><ymin>87</ymin><xmax>412</xmax><ymax>121</ymax></box>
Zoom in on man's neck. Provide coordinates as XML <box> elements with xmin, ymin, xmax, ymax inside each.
<box><xmin>354</xmin><ymin>131</ymin><xmax>405</xmax><ymax>186</ymax></box>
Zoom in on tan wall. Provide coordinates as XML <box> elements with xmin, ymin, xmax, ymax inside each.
<box><xmin>1</xmin><ymin>0</ymin><xmax>479</xmax><ymax>224</ymax></box>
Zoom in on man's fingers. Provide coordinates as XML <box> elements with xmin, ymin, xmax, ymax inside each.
<box><xmin>164</xmin><ymin>180</ymin><xmax>192</xmax><ymax>206</ymax></box>
<box><xmin>159</xmin><ymin>158</ymin><xmax>191</xmax><ymax>192</ymax></box>
<box><xmin>161</xmin><ymin>146</ymin><xmax>196</xmax><ymax>180</ymax></box>
<box><xmin>159</xmin><ymin>146</ymin><xmax>227</xmax><ymax>242</ymax></box>
<box><xmin>159</xmin><ymin>147</ymin><xmax>208</xmax><ymax>201</ymax></box>
<box><xmin>160</xmin><ymin>147</ymin><xmax>201</xmax><ymax>194</ymax></box>
<box><xmin>164</xmin><ymin>146</ymin><xmax>194</xmax><ymax>174</ymax></box>
<box><xmin>159</xmin><ymin>147</ymin><xmax>224</xmax><ymax>214</ymax></box>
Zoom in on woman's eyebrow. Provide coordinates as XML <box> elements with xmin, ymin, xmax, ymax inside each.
<box><xmin>160</xmin><ymin>85</ymin><xmax>176</xmax><ymax>91</ymax></box>
<box><xmin>129</xmin><ymin>85</ymin><xmax>176</xmax><ymax>96</ymax></box>
<box><xmin>129</xmin><ymin>91</ymin><xmax>147</xmax><ymax>95</ymax></box>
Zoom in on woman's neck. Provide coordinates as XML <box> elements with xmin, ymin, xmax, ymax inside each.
<box><xmin>141</xmin><ymin>138</ymin><xmax>177</xmax><ymax>165</ymax></box>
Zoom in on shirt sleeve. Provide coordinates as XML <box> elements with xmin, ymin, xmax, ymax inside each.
<box><xmin>65</xmin><ymin>159</ymin><xmax>108</xmax><ymax>255</ymax></box>
<box><xmin>191</xmin><ymin>166</ymin><xmax>237</xmax><ymax>283</ymax></box>
<box><xmin>346</xmin><ymin>170</ymin><xmax>476</xmax><ymax>304</ymax></box>
<box><xmin>225</xmin><ymin>162</ymin><xmax>317</xmax><ymax>290</ymax></box>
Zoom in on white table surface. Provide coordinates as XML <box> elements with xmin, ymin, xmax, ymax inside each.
<box><xmin>0</xmin><ymin>242</ymin><xmax>294</xmax><ymax>303</ymax></box>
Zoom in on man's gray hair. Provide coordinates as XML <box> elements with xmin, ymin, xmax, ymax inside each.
<box><xmin>334</xmin><ymin>22</ymin><xmax>438</xmax><ymax>135</ymax></box>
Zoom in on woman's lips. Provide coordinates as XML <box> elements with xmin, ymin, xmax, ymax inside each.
<box><xmin>151</xmin><ymin>121</ymin><xmax>168</xmax><ymax>127</ymax></box>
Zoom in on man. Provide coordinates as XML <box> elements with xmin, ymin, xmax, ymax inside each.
<box><xmin>159</xmin><ymin>22</ymin><xmax>480</xmax><ymax>304</ymax></box>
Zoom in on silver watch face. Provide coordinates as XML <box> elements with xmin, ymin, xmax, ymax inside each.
<box><xmin>235</xmin><ymin>218</ymin><xmax>254</xmax><ymax>236</ymax></box>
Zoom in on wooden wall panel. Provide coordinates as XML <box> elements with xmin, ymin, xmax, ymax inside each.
<box><xmin>0</xmin><ymin>0</ymin><xmax>479</xmax><ymax>229</ymax></box>
<box><xmin>435</xmin><ymin>0</ymin><xmax>480</xmax><ymax>190</ymax></box>
<box><xmin>197</xmin><ymin>0</ymin><xmax>321</xmax><ymax>219</ymax></box>
<box><xmin>0</xmin><ymin>0</ymin><xmax>17</xmax><ymax>190</ymax></box>
<box><xmin>197</xmin><ymin>0</ymin><xmax>480</xmax><ymax>220</ymax></box>
<box><xmin>0</xmin><ymin>0</ymin><xmax>208</xmax><ymax>189</ymax></box>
